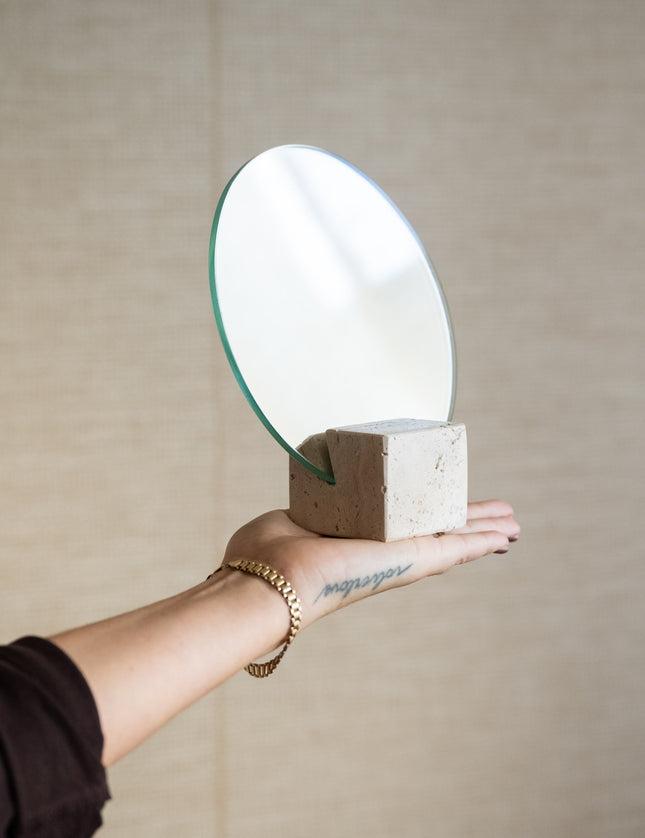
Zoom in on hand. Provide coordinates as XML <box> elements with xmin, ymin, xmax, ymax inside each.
<box><xmin>223</xmin><ymin>499</ymin><xmax>520</xmax><ymax>629</ymax></box>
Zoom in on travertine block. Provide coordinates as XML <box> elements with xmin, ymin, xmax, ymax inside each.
<box><xmin>289</xmin><ymin>418</ymin><xmax>467</xmax><ymax>541</ymax></box>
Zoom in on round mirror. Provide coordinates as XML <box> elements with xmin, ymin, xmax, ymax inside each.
<box><xmin>209</xmin><ymin>145</ymin><xmax>455</xmax><ymax>483</ymax></box>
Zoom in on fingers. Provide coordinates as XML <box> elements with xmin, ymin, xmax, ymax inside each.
<box><xmin>415</xmin><ymin>499</ymin><xmax>520</xmax><ymax>575</ymax></box>
<box><xmin>451</xmin><ymin>515</ymin><xmax>519</xmax><ymax>540</ymax></box>
<box><xmin>418</xmin><ymin>529</ymin><xmax>511</xmax><ymax>575</ymax></box>
<box><xmin>466</xmin><ymin>499</ymin><xmax>515</xmax><ymax>521</ymax></box>
<box><xmin>457</xmin><ymin>501</ymin><xmax>520</xmax><ymax>546</ymax></box>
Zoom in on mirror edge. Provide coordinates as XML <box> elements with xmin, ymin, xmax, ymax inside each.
<box><xmin>208</xmin><ymin>152</ymin><xmax>337</xmax><ymax>484</ymax></box>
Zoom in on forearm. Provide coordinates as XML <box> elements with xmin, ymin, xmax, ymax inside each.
<box><xmin>50</xmin><ymin>567</ymin><xmax>289</xmax><ymax>766</ymax></box>
<box><xmin>49</xmin><ymin>500</ymin><xmax>519</xmax><ymax>767</ymax></box>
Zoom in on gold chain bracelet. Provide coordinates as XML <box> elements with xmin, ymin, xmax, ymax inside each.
<box><xmin>220</xmin><ymin>559</ymin><xmax>302</xmax><ymax>678</ymax></box>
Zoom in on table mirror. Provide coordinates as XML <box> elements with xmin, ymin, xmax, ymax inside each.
<box><xmin>209</xmin><ymin>145</ymin><xmax>456</xmax><ymax>483</ymax></box>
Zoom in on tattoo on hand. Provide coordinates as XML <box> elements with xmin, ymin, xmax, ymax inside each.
<box><xmin>314</xmin><ymin>564</ymin><xmax>413</xmax><ymax>603</ymax></box>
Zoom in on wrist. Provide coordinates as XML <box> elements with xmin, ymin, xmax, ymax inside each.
<box><xmin>204</xmin><ymin>563</ymin><xmax>293</xmax><ymax>656</ymax></box>
<box><xmin>209</xmin><ymin>560</ymin><xmax>302</xmax><ymax>677</ymax></box>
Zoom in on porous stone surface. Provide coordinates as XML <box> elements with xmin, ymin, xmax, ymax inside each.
<box><xmin>289</xmin><ymin>418</ymin><xmax>467</xmax><ymax>541</ymax></box>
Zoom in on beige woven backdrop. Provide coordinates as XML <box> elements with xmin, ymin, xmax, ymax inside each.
<box><xmin>1</xmin><ymin>1</ymin><xmax>643</xmax><ymax>836</ymax></box>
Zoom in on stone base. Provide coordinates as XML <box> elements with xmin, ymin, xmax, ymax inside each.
<box><xmin>289</xmin><ymin>418</ymin><xmax>467</xmax><ymax>541</ymax></box>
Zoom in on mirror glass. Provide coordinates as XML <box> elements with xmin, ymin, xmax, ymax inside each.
<box><xmin>209</xmin><ymin>145</ymin><xmax>455</xmax><ymax>483</ymax></box>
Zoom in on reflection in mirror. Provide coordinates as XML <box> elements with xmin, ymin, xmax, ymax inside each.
<box><xmin>209</xmin><ymin>145</ymin><xmax>455</xmax><ymax>483</ymax></box>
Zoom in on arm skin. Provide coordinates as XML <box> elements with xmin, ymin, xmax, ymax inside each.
<box><xmin>51</xmin><ymin>500</ymin><xmax>519</xmax><ymax>767</ymax></box>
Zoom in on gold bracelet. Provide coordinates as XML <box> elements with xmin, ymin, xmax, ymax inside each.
<box><xmin>221</xmin><ymin>559</ymin><xmax>302</xmax><ymax>678</ymax></box>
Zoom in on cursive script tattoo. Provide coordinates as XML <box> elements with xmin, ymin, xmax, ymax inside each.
<box><xmin>314</xmin><ymin>564</ymin><xmax>413</xmax><ymax>603</ymax></box>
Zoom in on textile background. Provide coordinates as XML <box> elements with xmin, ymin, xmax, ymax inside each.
<box><xmin>1</xmin><ymin>1</ymin><xmax>643</xmax><ymax>836</ymax></box>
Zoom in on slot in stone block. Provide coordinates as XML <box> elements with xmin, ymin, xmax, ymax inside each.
<box><xmin>289</xmin><ymin>418</ymin><xmax>467</xmax><ymax>541</ymax></box>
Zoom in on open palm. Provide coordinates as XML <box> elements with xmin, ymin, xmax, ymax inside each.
<box><xmin>224</xmin><ymin>499</ymin><xmax>519</xmax><ymax>628</ymax></box>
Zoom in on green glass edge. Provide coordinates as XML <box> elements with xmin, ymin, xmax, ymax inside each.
<box><xmin>208</xmin><ymin>145</ymin><xmax>457</xmax><ymax>486</ymax></box>
<box><xmin>208</xmin><ymin>150</ymin><xmax>337</xmax><ymax>484</ymax></box>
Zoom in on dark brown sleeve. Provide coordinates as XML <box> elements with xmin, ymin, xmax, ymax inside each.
<box><xmin>0</xmin><ymin>636</ymin><xmax>110</xmax><ymax>837</ymax></box>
